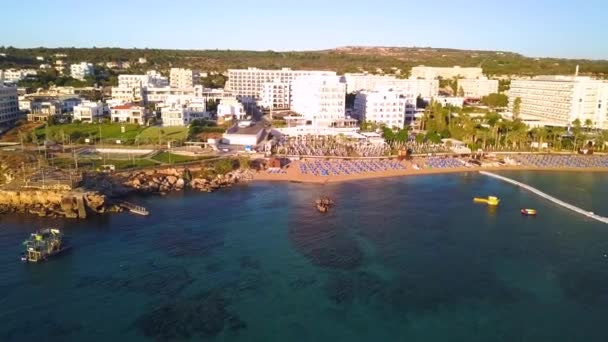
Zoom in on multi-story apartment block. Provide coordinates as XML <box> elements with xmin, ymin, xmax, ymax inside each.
<box><xmin>110</xmin><ymin>103</ymin><xmax>147</xmax><ymax>124</ymax></box>
<box><xmin>225</xmin><ymin>67</ymin><xmax>336</xmax><ymax>99</ymax></box>
<box><xmin>354</xmin><ymin>88</ymin><xmax>414</xmax><ymax>128</ymax></box>
<box><xmin>146</xmin><ymin>87</ymin><xmax>195</xmax><ymax>103</ymax></box>
<box><xmin>509</xmin><ymin>76</ymin><xmax>608</xmax><ymax>128</ymax></box>
<box><xmin>0</xmin><ymin>72</ymin><xmax>21</xmax><ymax>128</ymax></box>
<box><xmin>160</xmin><ymin>98</ymin><xmax>208</xmax><ymax>126</ymax></box>
<box><xmin>117</xmin><ymin>71</ymin><xmax>168</xmax><ymax>89</ymax></box>
<box><xmin>291</xmin><ymin>75</ymin><xmax>346</xmax><ymax>126</ymax></box>
<box><xmin>70</xmin><ymin>62</ymin><xmax>94</xmax><ymax>81</ymax></box>
<box><xmin>111</xmin><ymin>86</ymin><xmax>145</xmax><ymax>104</ymax></box>
<box><xmin>2</xmin><ymin>69</ymin><xmax>37</xmax><ymax>84</ymax></box>
<box><xmin>260</xmin><ymin>80</ymin><xmax>290</xmax><ymax>110</ymax></box>
<box><xmin>341</xmin><ymin>73</ymin><xmax>439</xmax><ymax>99</ymax></box>
<box><xmin>73</xmin><ymin>101</ymin><xmax>104</xmax><ymax>122</ymax></box>
<box><xmin>457</xmin><ymin>78</ymin><xmax>499</xmax><ymax>98</ymax></box>
<box><xmin>410</xmin><ymin>66</ymin><xmax>483</xmax><ymax>80</ymax></box>
<box><xmin>170</xmin><ymin>68</ymin><xmax>194</xmax><ymax>88</ymax></box>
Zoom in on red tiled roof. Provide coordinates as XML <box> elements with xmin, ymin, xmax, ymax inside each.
<box><xmin>111</xmin><ymin>103</ymin><xmax>140</xmax><ymax>110</ymax></box>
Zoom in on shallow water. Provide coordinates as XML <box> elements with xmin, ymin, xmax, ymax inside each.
<box><xmin>1</xmin><ymin>172</ymin><xmax>608</xmax><ymax>341</ymax></box>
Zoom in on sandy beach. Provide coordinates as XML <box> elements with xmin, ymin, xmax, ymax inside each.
<box><xmin>252</xmin><ymin>159</ymin><xmax>608</xmax><ymax>184</ymax></box>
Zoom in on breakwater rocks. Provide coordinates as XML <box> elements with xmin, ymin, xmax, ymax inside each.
<box><xmin>0</xmin><ymin>190</ymin><xmax>112</xmax><ymax>219</ymax></box>
<box><xmin>121</xmin><ymin>167</ymin><xmax>254</xmax><ymax>195</ymax></box>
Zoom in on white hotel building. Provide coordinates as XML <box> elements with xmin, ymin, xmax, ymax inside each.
<box><xmin>354</xmin><ymin>88</ymin><xmax>414</xmax><ymax>128</ymax></box>
<box><xmin>410</xmin><ymin>66</ymin><xmax>483</xmax><ymax>80</ymax></box>
<box><xmin>291</xmin><ymin>75</ymin><xmax>346</xmax><ymax>127</ymax></box>
<box><xmin>457</xmin><ymin>78</ymin><xmax>499</xmax><ymax>98</ymax></box>
<box><xmin>225</xmin><ymin>67</ymin><xmax>336</xmax><ymax>99</ymax></box>
<box><xmin>260</xmin><ymin>79</ymin><xmax>291</xmax><ymax>110</ymax></box>
<box><xmin>341</xmin><ymin>73</ymin><xmax>439</xmax><ymax>99</ymax></box>
<box><xmin>509</xmin><ymin>76</ymin><xmax>608</xmax><ymax>128</ymax></box>
<box><xmin>0</xmin><ymin>72</ymin><xmax>21</xmax><ymax>128</ymax></box>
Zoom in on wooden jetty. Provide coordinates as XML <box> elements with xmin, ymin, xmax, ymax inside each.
<box><xmin>119</xmin><ymin>201</ymin><xmax>150</xmax><ymax>216</ymax></box>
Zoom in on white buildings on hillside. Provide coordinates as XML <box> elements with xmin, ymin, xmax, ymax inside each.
<box><xmin>291</xmin><ymin>75</ymin><xmax>346</xmax><ymax>126</ymax></box>
<box><xmin>170</xmin><ymin>68</ymin><xmax>194</xmax><ymax>88</ymax></box>
<box><xmin>217</xmin><ymin>99</ymin><xmax>246</xmax><ymax>123</ymax></box>
<box><xmin>73</xmin><ymin>101</ymin><xmax>104</xmax><ymax>122</ymax></box>
<box><xmin>260</xmin><ymin>79</ymin><xmax>290</xmax><ymax>110</ymax></box>
<box><xmin>117</xmin><ymin>71</ymin><xmax>168</xmax><ymax>89</ymax></box>
<box><xmin>146</xmin><ymin>87</ymin><xmax>195</xmax><ymax>103</ymax></box>
<box><xmin>225</xmin><ymin>67</ymin><xmax>336</xmax><ymax>99</ymax></box>
<box><xmin>341</xmin><ymin>73</ymin><xmax>439</xmax><ymax>99</ymax></box>
<box><xmin>113</xmin><ymin>71</ymin><xmax>171</xmax><ymax>103</ymax></box>
<box><xmin>342</xmin><ymin>73</ymin><xmax>398</xmax><ymax>93</ymax></box>
<box><xmin>110</xmin><ymin>103</ymin><xmax>147</xmax><ymax>124</ymax></box>
<box><xmin>354</xmin><ymin>88</ymin><xmax>414</xmax><ymax>128</ymax></box>
<box><xmin>70</xmin><ymin>62</ymin><xmax>94</xmax><ymax>81</ymax></box>
<box><xmin>435</xmin><ymin>96</ymin><xmax>465</xmax><ymax>107</ymax></box>
<box><xmin>509</xmin><ymin>76</ymin><xmax>608</xmax><ymax>128</ymax></box>
<box><xmin>0</xmin><ymin>71</ymin><xmax>21</xmax><ymax>128</ymax></box>
<box><xmin>2</xmin><ymin>69</ymin><xmax>37</xmax><ymax>84</ymax></box>
<box><xmin>160</xmin><ymin>98</ymin><xmax>208</xmax><ymax>126</ymax></box>
<box><xmin>457</xmin><ymin>78</ymin><xmax>499</xmax><ymax>98</ymax></box>
<box><xmin>410</xmin><ymin>66</ymin><xmax>484</xmax><ymax>79</ymax></box>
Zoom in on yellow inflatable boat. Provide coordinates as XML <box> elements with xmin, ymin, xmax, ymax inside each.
<box><xmin>473</xmin><ymin>196</ymin><xmax>500</xmax><ymax>206</ymax></box>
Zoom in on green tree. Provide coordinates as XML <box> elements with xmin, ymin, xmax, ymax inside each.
<box><xmin>512</xmin><ymin>97</ymin><xmax>522</xmax><ymax>119</ymax></box>
<box><xmin>481</xmin><ymin>93</ymin><xmax>508</xmax><ymax>108</ymax></box>
<box><xmin>584</xmin><ymin>119</ymin><xmax>593</xmax><ymax>132</ymax></box>
<box><xmin>238</xmin><ymin>156</ymin><xmax>250</xmax><ymax>169</ymax></box>
<box><xmin>214</xmin><ymin>158</ymin><xmax>235</xmax><ymax>175</ymax></box>
<box><xmin>457</xmin><ymin>86</ymin><xmax>465</xmax><ymax>97</ymax></box>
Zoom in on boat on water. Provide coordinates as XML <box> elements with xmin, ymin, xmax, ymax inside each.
<box><xmin>473</xmin><ymin>196</ymin><xmax>500</xmax><ymax>206</ymax></box>
<box><xmin>21</xmin><ymin>228</ymin><xmax>70</xmax><ymax>263</ymax></box>
<box><xmin>521</xmin><ymin>208</ymin><xmax>537</xmax><ymax>216</ymax></box>
<box><xmin>315</xmin><ymin>197</ymin><xmax>334</xmax><ymax>213</ymax></box>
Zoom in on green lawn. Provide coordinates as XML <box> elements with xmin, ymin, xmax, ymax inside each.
<box><xmin>35</xmin><ymin>123</ymin><xmax>189</xmax><ymax>145</ymax></box>
<box><xmin>36</xmin><ymin>123</ymin><xmax>144</xmax><ymax>143</ymax></box>
<box><xmin>139</xmin><ymin>126</ymin><xmax>189</xmax><ymax>142</ymax></box>
<box><xmin>151</xmin><ymin>152</ymin><xmax>202</xmax><ymax>164</ymax></box>
<box><xmin>51</xmin><ymin>157</ymin><xmax>158</xmax><ymax>170</ymax></box>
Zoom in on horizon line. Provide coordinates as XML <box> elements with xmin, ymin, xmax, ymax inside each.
<box><xmin>2</xmin><ymin>45</ymin><xmax>607</xmax><ymax>62</ymax></box>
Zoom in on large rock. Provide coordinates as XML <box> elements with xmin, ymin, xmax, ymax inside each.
<box><xmin>166</xmin><ymin>176</ymin><xmax>178</xmax><ymax>185</ymax></box>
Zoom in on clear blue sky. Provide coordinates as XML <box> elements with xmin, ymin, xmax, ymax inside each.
<box><xmin>4</xmin><ymin>0</ymin><xmax>607</xmax><ymax>59</ymax></box>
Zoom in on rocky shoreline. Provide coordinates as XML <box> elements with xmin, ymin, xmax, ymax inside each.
<box><xmin>0</xmin><ymin>190</ymin><xmax>111</xmax><ymax>219</ymax></box>
<box><xmin>120</xmin><ymin>167</ymin><xmax>254</xmax><ymax>195</ymax></box>
<box><xmin>0</xmin><ymin>166</ymin><xmax>254</xmax><ymax>219</ymax></box>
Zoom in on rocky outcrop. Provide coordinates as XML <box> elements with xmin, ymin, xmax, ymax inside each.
<box><xmin>122</xmin><ymin>168</ymin><xmax>254</xmax><ymax>195</ymax></box>
<box><xmin>0</xmin><ymin>190</ymin><xmax>110</xmax><ymax>219</ymax></box>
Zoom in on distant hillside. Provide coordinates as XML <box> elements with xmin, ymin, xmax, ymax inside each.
<box><xmin>1</xmin><ymin>46</ymin><xmax>607</xmax><ymax>77</ymax></box>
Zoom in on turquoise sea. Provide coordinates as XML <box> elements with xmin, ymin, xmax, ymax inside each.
<box><xmin>1</xmin><ymin>171</ymin><xmax>608</xmax><ymax>341</ymax></box>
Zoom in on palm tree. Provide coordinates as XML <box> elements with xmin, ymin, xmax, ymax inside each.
<box><xmin>584</xmin><ymin>119</ymin><xmax>594</xmax><ymax>132</ymax></box>
<box><xmin>571</xmin><ymin>119</ymin><xmax>583</xmax><ymax>151</ymax></box>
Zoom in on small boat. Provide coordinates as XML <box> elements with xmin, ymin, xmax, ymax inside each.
<box><xmin>21</xmin><ymin>228</ymin><xmax>70</xmax><ymax>263</ymax></box>
<box><xmin>521</xmin><ymin>208</ymin><xmax>537</xmax><ymax>216</ymax></box>
<box><xmin>473</xmin><ymin>196</ymin><xmax>500</xmax><ymax>206</ymax></box>
<box><xmin>315</xmin><ymin>197</ymin><xmax>334</xmax><ymax>213</ymax></box>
